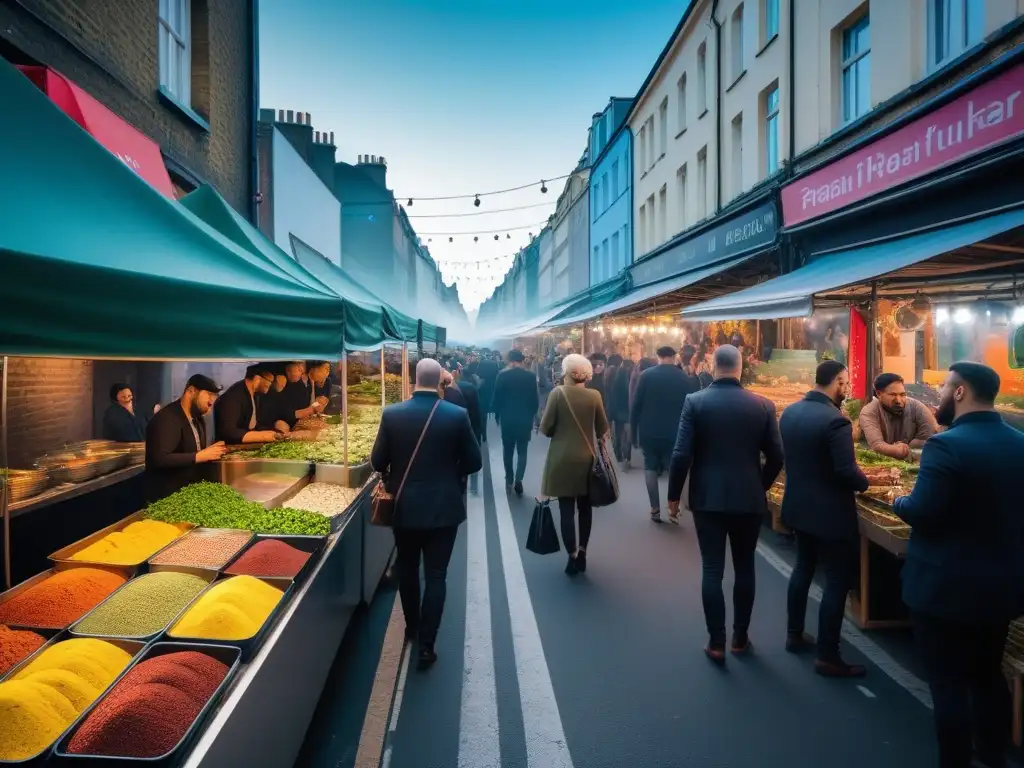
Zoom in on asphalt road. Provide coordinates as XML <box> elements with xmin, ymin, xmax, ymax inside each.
<box><xmin>370</xmin><ymin>420</ymin><xmax>938</xmax><ymax>768</ymax></box>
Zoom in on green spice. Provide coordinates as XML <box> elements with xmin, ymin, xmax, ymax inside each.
<box><xmin>235</xmin><ymin>410</ymin><xmax>380</xmax><ymax>465</ymax></box>
<box><xmin>855</xmin><ymin>447</ymin><xmax>917</xmax><ymax>474</ymax></box>
<box><xmin>74</xmin><ymin>572</ymin><xmax>208</xmax><ymax>637</ymax></box>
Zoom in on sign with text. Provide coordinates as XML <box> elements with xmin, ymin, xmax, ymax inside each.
<box><xmin>782</xmin><ymin>62</ymin><xmax>1024</xmax><ymax>227</ymax></box>
<box><xmin>630</xmin><ymin>200</ymin><xmax>777</xmax><ymax>288</ymax></box>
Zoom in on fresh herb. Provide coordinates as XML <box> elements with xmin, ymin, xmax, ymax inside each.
<box><xmin>855</xmin><ymin>447</ymin><xmax>916</xmax><ymax>473</ymax></box>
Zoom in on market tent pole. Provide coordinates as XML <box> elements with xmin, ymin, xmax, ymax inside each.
<box><xmin>2</xmin><ymin>355</ymin><xmax>9</xmax><ymax>588</ymax></box>
<box><xmin>380</xmin><ymin>346</ymin><xmax>386</xmax><ymax>409</ymax></box>
<box><xmin>402</xmin><ymin>343</ymin><xmax>409</xmax><ymax>401</ymax></box>
<box><xmin>342</xmin><ymin>352</ymin><xmax>349</xmax><ymax>483</ymax></box>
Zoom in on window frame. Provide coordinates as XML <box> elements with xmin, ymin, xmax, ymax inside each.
<box><xmin>763</xmin><ymin>0</ymin><xmax>780</xmax><ymax>43</ymax></box>
<box><xmin>658</xmin><ymin>97</ymin><xmax>669</xmax><ymax>156</ymax></box>
<box><xmin>646</xmin><ymin>116</ymin><xmax>656</xmax><ymax>169</ymax></box>
<box><xmin>159</xmin><ymin>0</ymin><xmax>192</xmax><ymax>105</ymax></box>
<box><xmin>840</xmin><ymin>14</ymin><xmax>871</xmax><ymax>125</ymax></box>
<box><xmin>677</xmin><ymin>163</ymin><xmax>688</xmax><ymax>231</ymax></box>
<box><xmin>697</xmin><ymin>147</ymin><xmax>708</xmax><ymax>221</ymax></box>
<box><xmin>611</xmin><ymin>160</ymin><xmax>619</xmax><ymax>199</ymax></box>
<box><xmin>928</xmin><ymin>0</ymin><xmax>985</xmax><ymax>71</ymax></box>
<box><xmin>676</xmin><ymin>73</ymin><xmax>688</xmax><ymax>135</ymax></box>
<box><xmin>697</xmin><ymin>42</ymin><xmax>708</xmax><ymax>114</ymax></box>
<box><xmin>731</xmin><ymin>4</ymin><xmax>745</xmax><ymax>83</ymax></box>
<box><xmin>764</xmin><ymin>85</ymin><xmax>780</xmax><ymax>176</ymax></box>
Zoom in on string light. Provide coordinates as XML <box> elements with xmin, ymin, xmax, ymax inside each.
<box><xmin>415</xmin><ymin>219</ymin><xmax>552</xmax><ymax>237</ymax></box>
<box><xmin>395</xmin><ymin>174</ymin><xmax>570</xmax><ymax>204</ymax></box>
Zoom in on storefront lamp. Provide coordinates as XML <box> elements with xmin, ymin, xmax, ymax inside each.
<box><xmin>953</xmin><ymin>308</ymin><xmax>975</xmax><ymax>325</ymax></box>
<box><xmin>1013</xmin><ymin>307</ymin><xmax>1024</xmax><ymax>325</ymax></box>
<box><xmin>935</xmin><ymin>307</ymin><xmax>951</xmax><ymax>325</ymax></box>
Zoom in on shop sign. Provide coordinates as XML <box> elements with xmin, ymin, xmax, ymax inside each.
<box><xmin>630</xmin><ymin>200</ymin><xmax>777</xmax><ymax>288</ymax></box>
<box><xmin>782</xmin><ymin>62</ymin><xmax>1024</xmax><ymax>227</ymax></box>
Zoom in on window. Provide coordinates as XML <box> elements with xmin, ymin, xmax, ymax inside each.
<box><xmin>731</xmin><ymin>113</ymin><xmax>744</xmax><ymax>197</ymax></box>
<box><xmin>646</xmin><ymin>116</ymin><xmax>656</xmax><ymax>169</ymax></box>
<box><xmin>659</xmin><ymin>98</ymin><xmax>668</xmax><ymax>156</ymax></box>
<box><xmin>841</xmin><ymin>15</ymin><xmax>871</xmax><ymax>124</ymax></box>
<box><xmin>764</xmin><ymin>85</ymin><xmax>780</xmax><ymax>175</ymax></box>
<box><xmin>677</xmin><ymin>74</ymin><xmax>688</xmax><ymax>134</ymax></box>
<box><xmin>602</xmin><ymin>239</ymin><xmax>610</xmax><ymax>279</ymax></box>
<box><xmin>159</xmin><ymin>0</ymin><xmax>191</xmax><ymax>103</ymax></box>
<box><xmin>697</xmin><ymin>146</ymin><xmax>708</xmax><ymax>220</ymax></box>
<box><xmin>677</xmin><ymin>164</ymin><xmax>688</xmax><ymax>230</ymax></box>
<box><xmin>646</xmin><ymin>194</ymin><xmax>656</xmax><ymax>254</ymax></box>
<box><xmin>731</xmin><ymin>5</ymin><xmax>745</xmax><ymax>82</ymax></box>
<box><xmin>612</xmin><ymin>231</ymin><xmax>620</xmax><ymax>268</ymax></box>
<box><xmin>764</xmin><ymin>0</ymin><xmax>779</xmax><ymax>42</ymax></box>
<box><xmin>697</xmin><ymin>42</ymin><xmax>708</xmax><ymax>113</ymax></box>
<box><xmin>602</xmin><ymin>173</ymin><xmax>610</xmax><ymax>211</ymax></box>
<box><xmin>611</xmin><ymin>160</ymin><xmax>620</xmax><ymax>199</ymax></box>
<box><xmin>593</xmin><ymin>180</ymin><xmax>600</xmax><ymax>217</ymax></box>
<box><xmin>593</xmin><ymin>246</ymin><xmax>601</xmax><ymax>281</ymax></box>
<box><xmin>929</xmin><ymin>0</ymin><xmax>984</xmax><ymax>69</ymax></box>
<box><xmin>638</xmin><ymin>125</ymin><xmax>647</xmax><ymax>173</ymax></box>
<box><xmin>638</xmin><ymin>204</ymin><xmax>647</xmax><ymax>255</ymax></box>
<box><xmin>598</xmin><ymin>115</ymin><xmax>608</xmax><ymax>152</ymax></box>
<box><xmin>658</xmin><ymin>185</ymin><xmax>667</xmax><ymax>246</ymax></box>
<box><xmin>622</xmin><ymin>225</ymin><xmax>630</xmax><ymax>262</ymax></box>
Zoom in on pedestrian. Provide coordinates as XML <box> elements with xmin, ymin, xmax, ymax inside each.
<box><xmin>610</xmin><ymin>358</ymin><xmax>634</xmax><ymax>469</ymax></box>
<box><xmin>630</xmin><ymin>346</ymin><xmax>697</xmax><ymax>523</ymax></box>
<box><xmin>666</xmin><ymin>345</ymin><xmax>784</xmax><ymax>663</ymax></box>
<box><xmin>535</xmin><ymin>353</ymin><xmax>554</xmax><ymax>429</ymax></box>
<box><xmin>539</xmin><ymin>353</ymin><xmax>610</xmax><ymax>576</ymax></box>
<box><xmin>440</xmin><ymin>369</ymin><xmax>466</xmax><ymax>408</ymax></box>
<box><xmin>586</xmin><ymin>353</ymin><xmax>607</xmax><ymax>400</ymax></box>
<box><xmin>629</xmin><ymin>357</ymin><xmax>655</xmax><ymax>415</ymax></box>
<box><xmin>893</xmin><ymin>362</ymin><xmax>1024</xmax><ymax>768</ymax></box>
<box><xmin>454</xmin><ymin>369</ymin><xmax>483</xmax><ymax>445</ymax></box>
<box><xmin>779</xmin><ymin>360</ymin><xmax>869</xmax><ymax>677</ymax></box>
<box><xmin>370</xmin><ymin>358</ymin><xmax>482</xmax><ymax>670</ymax></box>
<box><xmin>475</xmin><ymin>353</ymin><xmax>501</xmax><ymax>435</ymax></box>
<box><xmin>491</xmin><ymin>350</ymin><xmax>540</xmax><ymax>496</ymax></box>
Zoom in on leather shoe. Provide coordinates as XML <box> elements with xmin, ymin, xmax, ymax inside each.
<box><xmin>814</xmin><ymin>659</ymin><xmax>866</xmax><ymax>678</ymax></box>
<box><xmin>786</xmin><ymin>632</ymin><xmax>815</xmax><ymax>654</ymax></box>
<box><xmin>417</xmin><ymin>645</ymin><xmax>438</xmax><ymax>671</ymax></box>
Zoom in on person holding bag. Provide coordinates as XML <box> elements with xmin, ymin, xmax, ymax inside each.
<box><xmin>539</xmin><ymin>354</ymin><xmax>611</xmax><ymax>576</ymax></box>
<box><xmin>370</xmin><ymin>359</ymin><xmax>482</xmax><ymax>670</ymax></box>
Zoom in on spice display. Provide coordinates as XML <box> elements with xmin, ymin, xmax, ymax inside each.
<box><xmin>282</xmin><ymin>482</ymin><xmax>360</xmax><ymax>518</ymax></box>
<box><xmin>146</xmin><ymin>482</ymin><xmax>331</xmax><ymax>536</ymax></box>
<box><xmin>69</xmin><ymin>520</ymin><xmax>186</xmax><ymax>565</ymax></box>
<box><xmin>73</xmin><ymin>572</ymin><xmax>209</xmax><ymax>638</ymax></box>
<box><xmin>0</xmin><ymin>638</ymin><xmax>131</xmax><ymax>760</ymax></box>
<box><xmin>0</xmin><ymin>568</ymin><xmax>127</xmax><ymax>628</ymax></box>
<box><xmin>225</xmin><ymin>539</ymin><xmax>312</xmax><ymax>578</ymax></box>
<box><xmin>236</xmin><ymin>405</ymin><xmax>381</xmax><ymax>464</ymax></box>
<box><xmin>169</xmin><ymin>576</ymin><xmax>284</xmax><ymax>641</ymax></box>
<box><xmin>66</xmin><ymin>650</ymin><xmax>230</xmax><ymax>758</ymax></box>
<box><xmin>0</xmin><ymin>625</ymin><xmax>46</xmax><ymax>677</ymax></box>
<box><xmin>149</xmin><ymin>529</ymin><xmax>252</xmax><ymax>569</ymax></box>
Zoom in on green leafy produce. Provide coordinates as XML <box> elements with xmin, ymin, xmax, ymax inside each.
<box><xmin>236</xmin><ymin>406</ymin><xmax>381</xmax><ymax>465</ymax></box>
<box><xmin>146</xmin><ymin>482</ymin><xmax>331</xmax><ymax>536</ymax></box>
<box><xmin>855</xmin><ymin>447</ymin><xmax>917</xmax><ymax>473</ymax></box>
<box><xmin>843</xmin><ymin>398</ymin><xmax>863</xmax><ymax>423</ymax></box>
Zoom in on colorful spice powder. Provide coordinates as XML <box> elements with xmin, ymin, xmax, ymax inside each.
<box><xmin>0</xmin><ymin>568</ymin><xmax>127</xmax><ymax>629</ymax></box>
<box><xmin>0</xmin><ymin>638</ymin><xmax>131</xmax><ymax>761</ymax></box>
<box><xmin>73</xmin><ymin>572</ymin><xmax>209</xmax><ymax>638</ymax></box>
<box><xmin>67</xmin><ymin>650</ymin><xmax>229</xmax><ymax>758</ymax></box>
<box><xmin>70</xmin><ymin>520</ymin><xmax>185</xmax><ymax>565</ymax></box>
<box><xmin>225</xmin><ymin>539</ymin><xmax>312</xmax><ymax>578</ymax></box>
<box><xmin>0</xmin><ymin>624</ymin><xmax>47</xmax><ymax>677</ymax></box>
<box><xmin>150</xmin><ymin>529</ymin><xmax>251</xmax><ymax>569</ymax></box>
<box><xmin>169</xmin><ymin>576</ymin><xmax>283</xmax><ymax>641</ymax></box>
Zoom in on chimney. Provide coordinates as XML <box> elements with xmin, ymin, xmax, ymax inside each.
<box><xmin>356</xmin><ymin>153</ymin><xmax>388</xmax><ymax>191</ymax></box>
<box><xmin>286</xmin><ymin>110</ymin><xmax>294</xmax><ymax>123</ymax></box>
<box><xmin>315</xmin><ymin>131</ymin><xmax>320</xmax><ymax>144</ymax></box>
<box><xmin>309</xmin><ymin>128</ymin><xmax>338</xmax><ymax>189</ymax></box>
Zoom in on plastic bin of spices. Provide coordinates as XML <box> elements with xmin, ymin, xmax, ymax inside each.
<box><xmin>223</xmin><ymin>534</ymin><xmax>325</xmax><ymax>583</ymax></box>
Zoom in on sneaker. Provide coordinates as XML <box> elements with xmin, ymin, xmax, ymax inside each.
<box><xmin>650</xmin><ymin>509</ymin><xmax>663</xmax><ymax>523</ymax></box>
<box><xmin>514</xmin><ymin>481</ymin><xmax>524</xmax><ymax>497</ymax></box>
<box><xmin>814</xmin><ymin>659</ymin><xmax>866</xmax><ymax>678</ymax></box>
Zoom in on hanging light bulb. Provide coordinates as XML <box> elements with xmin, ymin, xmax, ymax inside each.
<box><xmin>407</xmin><ymin>198</ymin><xmax>413</xmax><ymax>207</ymax></box>
<box><xmin>506</xmin><ymin>233</ymin><xmax>511</xmax><ymax>239</ymax></box>
<box><xmin>540</xmin><ymin>179</ymin><xmax>548</xmax><ymax>194</ymax></box>
<box><xmin>474</xmin><ymin>236</ymin><xmax>479</xmax><ymax>242</ymax></box>
<box><xmin>449</xmin><ymin>237</ymin><xmax>454</xmax><ymax>243</ymax></box>
<box><xmin>474</xmin><ymin>195</ymin><xmax>481</xmax><ymax>208</ymax></box>
<box><xmin>494</xmin><ymin>234</ymin><xmax>499</xmax><ymax>241</ymax></box>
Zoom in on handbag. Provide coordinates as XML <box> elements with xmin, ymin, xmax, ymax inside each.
<box><xmin>370</xmin><ymin>400</ymin><xmax>441</xmax><ymax>527</ymax></box>
<box><xmin>560</xmin><ymin>388</ymin><xmax>620</xmax><ymax>508</ymax></box>
<box><xmin>525</xmin><ymin>498</ymin><xmax>561</xmax><ymax>555</ymax></box>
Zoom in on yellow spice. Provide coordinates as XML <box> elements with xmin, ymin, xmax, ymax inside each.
<box><xmin>70</xmin><ymin>520</ymin><xmax>184</xmax><ymax>565</ymax></box>
<box><xmin>170</xmin><ymin>575</ymin><xmax>283</xmax><ymax>641</ymax></box>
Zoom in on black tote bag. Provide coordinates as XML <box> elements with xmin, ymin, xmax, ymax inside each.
<box><xmin>526</xmin><ymin>498</ymin><xmax>561</xmax><ymax>555</ymax></box>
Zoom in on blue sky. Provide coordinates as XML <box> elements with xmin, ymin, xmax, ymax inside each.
<box><xmin>259</xmin><ymin>0</ymin><xmax>689</xmax><ymax>310</ymax></box>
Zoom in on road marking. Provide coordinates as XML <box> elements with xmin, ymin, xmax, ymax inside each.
<box><xmin>389</xmin><ymin>644</ymin><xmax>412</xmax><ymax>733</ymax></box>
<box><xmin>459</xmin><ymin>480</ymin><xmax>501</xmax><ymax>768</ymax></box>
<box><xmin>756</xmin><ymin>541</ymin><xmax>933</xmax><ymax>709</ymax></box>
<box><xmin>857</xmin><ymin>685</ymin><xmax>877</xmax><ymax>699</ymax></box>
<box><xmin>488</xmin><ymin>440</ymin><xmax>576</xmax><ymax>768</ymax></box>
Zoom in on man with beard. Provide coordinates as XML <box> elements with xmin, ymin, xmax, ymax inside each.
<box><xmin>214</xmin><ymin>364</ymin><xmax>285</xmax><ymax>445</ymax></box>
<box><xmin>780</xmin><ymin>360</ymin><xmax>869</xmax><ymax>677</ymax></box>
<box><xmin>858</xmin><ymin>372</ymin><xmax>938</xmax><ymax>459</ymax></box>
<box><xmin>894</xmin><ymin>362</ymin><xmax>1024</xmax><ymax>768</ymax></box>
<box><xmin>145</xmin><ymin>374</ymin><xmax>226</xmax><ymax>501</ymax></box>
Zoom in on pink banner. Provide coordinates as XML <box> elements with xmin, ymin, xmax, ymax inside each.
<box><xmin>782</xmin><ymin>62</ymin><xmax>1024</xmax><ymax>227</ymax></box>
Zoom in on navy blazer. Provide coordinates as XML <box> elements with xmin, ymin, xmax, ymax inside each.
<box><xmin>630</xmin><ymin>364</ymin><xmax>698</xmax><ymax>448</ymax></box>
<box><xmin>779</xmin><ymin>391</ymin><xmax>869</xmax><ymax>540</ymax></box>
<box><xmin>370</xmin><ymin>392</ymin><xmax>483</xmax><ymax>530</ymax></box>
<box><xmin>492</xmin><ymin>367</ymin><xmax>540</xmax><ymax>437</ymax></box>
<box><xmin>893</xmin><ymin>411</ymin><xmax>1024</xmax><ymax>623</ymax></box>
<box><xmin>667</xmin><ymin>378</ymin><xmax>784</xmax><ymax>515</ymax></box>
<box><xmin>456</xmin><ymin>380</ymin><xmax>483</xmax><ymax>442</ymax></box>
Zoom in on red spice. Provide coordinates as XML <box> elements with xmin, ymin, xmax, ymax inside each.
<box><xmin>67</xmin><ymin>651</ymin><xmax>229</xmax><ymax>758</ymax></box>
<box><xmin>224</xmin><ymin>539</ymin><xmax>311</xmax><ymax>578</ymax></box>
<box><xmin>0</xmin><ymin>624</ymin><xmax>47</xmax><ymax>676</ymax></box>
<box><xmin>0</xmin><ymin>568</ymin><xmax>126</xmax><ymax>628</ymax></box>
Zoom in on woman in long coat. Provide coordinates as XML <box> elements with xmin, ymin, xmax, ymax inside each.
<box><xmin>539</xmin><ymin>354</ymin><xmax>610</xmax><ymax>576</ymax></box>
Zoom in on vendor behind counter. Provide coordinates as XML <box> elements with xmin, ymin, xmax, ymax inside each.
<box><xmin>859</xmin><ymin>373</ymin><xmax>938</xmax><ymax>459</ymax></box>
<box><xmin>214</xmin><ymin>364</ymin><xmax>285</xmax><ymax>444</ymax></box>
<box><xmin>101</xmin><ymin>383</ymin><xmax>150</xmax><ymax>443</ymax></box>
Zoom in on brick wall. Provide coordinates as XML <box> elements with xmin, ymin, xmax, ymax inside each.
<box><xmin>0</xmin><ymin>0</ymin><xmax>254</xmax><ymax>214</ymax></box>
<box><xmin>4</xmin><ymin>358</ymin><xmax>94</xmax><ymax>468</ymax></box>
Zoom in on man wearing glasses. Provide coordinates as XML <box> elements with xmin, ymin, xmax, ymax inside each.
<box><xmin>214</xmin><ymin>363</ymin><xmax>287</xmax><ymax>445</ymax></box>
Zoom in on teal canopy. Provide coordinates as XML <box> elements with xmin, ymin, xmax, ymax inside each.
<box><xmin>0</xmin><ymin>58</ymin><xmax>346</xmax><ymax>360</ymax></box>
<box><xmin>544</xmin><ymin>273</ymin><xmax>631</xmax><ymax>327</ymax></box>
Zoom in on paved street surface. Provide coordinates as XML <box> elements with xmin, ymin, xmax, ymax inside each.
<box><xmin>356</xmin><ymin>419</ymin><xmax>936</xmax><ymax>768</ymax></box>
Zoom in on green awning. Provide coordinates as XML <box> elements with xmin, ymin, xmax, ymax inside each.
<box><xmin>544</xmin><ymin>273</ymin><xmax>631</xmax><ymax>327</ymax></box>
<box><xmin>0</xmin><ymin>57</ymin><xmax>346</xmax><ymax>360</ymax></box>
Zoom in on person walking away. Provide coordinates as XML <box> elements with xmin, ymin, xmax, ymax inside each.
<box><xmin>370</xmin><ymin>359</ymin><xmax>482</xmax><ymax>670</ymax></box>
<box><xmin>492</xmin><ymin>350</ymin><xmax>540</xmax><ymax>496</ymax></box>
<box><xmin>440</xmin><ymin>370</ymin><xmax>466</xmax><ymax>408</ymax></box>
<box><xmin>629</xmin><ymin>358</ymin><xmax>655</xmax><ymax>416</ymax></box>
<box><xmin>858</xmin><ymin>372</ymin><xmax>938</xmax><ymax>459</ymax></box>
<box><xmin>610</xmin><ymin>359</ymin><xmax>634</xmax><ymax>469</ymax></box>
<box><xmin>535</xmin><ymin>354</ymin><xmax>554</xmax><ymax>430</ymax></box>
<box><xmin>893</xmin><ymin>362</ymin><xmax>1024</xmax><ymax>768</ymax></box>
<box><xmin>539</xmin><ymin>354</ymin><xmax>610</xmax><ymax>576</ymax></box>
<box><xmin>631</xmin><ymin>347</ymin><xmax>697</xmax><ymax>523</ymax></box>
<box><xmin>667</xmin><ymin>346</ymin><xmax>784</xmax><ymax>663</ymax></box>
<box><xmin>780</xmin><ymin>360</ymin><xmax>869</xmax><ymax>677</ymax></box>
<box><xmin>586</xmin><ymin>353</ymin><xmax>607</xmax><ymax>401</ymax></box>
<box><xmin>454</xmin><ymin>370</ymin><xmax>483</xmax><ymax>445</ymax></box>
<box><xmin>475</xmin><ymin>353</ymin><xmax>501</xmax><ymax>435</ymax></box>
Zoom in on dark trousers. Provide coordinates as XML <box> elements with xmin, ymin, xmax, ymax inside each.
<box><xmin>558</xmin><ymin>496</ymin><xmax>593</xmax><ymax>553</ymax></box>
<box><xmin>394</xmin><ymin>525</ymin><xmax>460</xmax><ymax>647</ymax></box>
<box><xmin>611</xmin><ymin>420</ymin><xmax>630</xmax><ymax>462</ymax></box>
<box><xmin>501</xmin><ymin>429</ymin><xmax>530</xmax><ymax>485</ymax></box>
<box><xmin>913</xmin><ymin>612</ymin><xmax>1011</xmax><ymax>768</ymax></box>
<box><xmin>691</xmin><ymin>511</ymin><xmax>762</xmax><ymax>646</ymax></box>
<box><xmin>786</xmin><ymin>531</ymin><xmax>858</xmax><ymax>662</ymax></box>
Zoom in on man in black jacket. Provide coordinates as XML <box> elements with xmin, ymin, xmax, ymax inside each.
<box><xmin>492</xmin><ymin>350</ymin><xmax>540</xmax><ymax>496</ymax></box>
<box><xmin>475</xmin><ymin>353</ymin><xmax>501</xmax><ymax>434</ymax></box>
<box><xmin>371</xmin><ymin>358</ymin><xmax>482</xmax><ymax>670</ymax></box>
<box><xmin>631</xmin><ymin>346</ymin><xmax>697</xmax><ymax>523</ymax></box>
<box><xmin>894</xmin><ymin>362</ymin><xmax>1024</xmax><ymax>768</ymax></box>
<box><xmin>667</xmin><ymin>345</ymin><xmax>784</xmax><ymax>662</ymax></box>
<box><xmin>213</xmin><ymin>364</ymin><xmax>285</xmax><ymax>445</ymax></box>
<box><xmin>780</xmin><ymin>360</ymin><xmax>869</xmax><ymax>677</ymax></box>
<box><xmin>145</xmin><ymin>374</ymin><xmax>226</xmax><ymax>502</ymax></box>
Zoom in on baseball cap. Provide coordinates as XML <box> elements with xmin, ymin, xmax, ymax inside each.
<box><xmin>186</xmin><ymin>374</ymin><xmax>222</xmax><ymax>394</ymax></box>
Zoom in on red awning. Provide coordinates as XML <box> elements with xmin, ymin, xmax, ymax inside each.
<box><xmin>18</xmin><ymin>65</ymin><xmax>176</xmax><ymax>198</ymax></box>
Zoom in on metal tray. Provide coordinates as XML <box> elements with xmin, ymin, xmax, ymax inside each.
<box><xmin>53</xmin><ymin>642</ymin><xmax>242</xmax><ymax>767</ymax></box>
<box><xmin>0</xmin><ymin>565</ymin><xmax>136</xmax><ymax>631</ymax></box>
<box><xmin>165</xmin><ymin>575</ymin><xmax>294</xmax><ymax>661</ymax></box>
<box><xmin>69</xmin><ymin>569</ymin><xmax>217</xmax><ymax>643</ymax></box>
<box><xmin>3</xmin><ymin>468</ymin><xmax>50</xmax><ymax>503</ymax></box>
<box><xmin>221</xmin><ymin>534</ymin><xmax>326</xmax><ymax>584</ymax></box>
<box><xmin>49</xmin><ymin>511</ymin><xmax>194</xmax><ymax>570</ymax></box>
<box><xmin>0</xmin><ymin>626</ymin><xmax>63</xmax><ymax>682</ymax></box>
<box><xmin>0</xmin><ymin>637</ymin><xmax>146</xmax><ymax>766</ymax></box>
<box><xmin>314</xmin><ymin>461</ymin><xmax>372</xmax><ymax>488</ymax></box>
<box><xmin>146</xmin><ymin>528</ymin><xmax>254</xmax><ymax>572</ymax></box>
<box><xmin>50</xmin><ymin>459</ymin><xmax>102</xmax><ymax>484</ymax></box>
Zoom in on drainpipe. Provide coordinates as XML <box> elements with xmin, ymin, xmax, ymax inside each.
<box><xmin>788</xmin><ymin>0</ymin><xmax>796</xmax><ymax>162</ymax></box>
<box><xmin>249</xmin><ymin>0</ymin><xmax>260</xmax><ymax>224</ymax></box>
<box><xmin>711</xmin><ymin>0</ymin><xmax>723</xmax><ymax>213</ymax></box>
